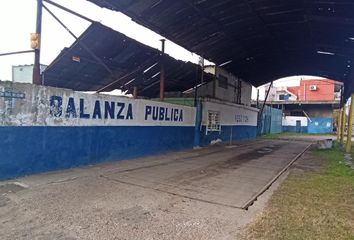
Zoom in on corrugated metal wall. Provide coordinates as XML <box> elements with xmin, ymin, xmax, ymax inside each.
<box><xmin>258</xmin><ymin>106</ymin><xmax>283</xmax><ymax>135</ymax></box>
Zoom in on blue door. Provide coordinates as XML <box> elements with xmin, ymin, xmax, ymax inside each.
<box><xmin>296</xmin><ymin>120</ymin><xmax>301</xmax><ymax>133</ymax></box>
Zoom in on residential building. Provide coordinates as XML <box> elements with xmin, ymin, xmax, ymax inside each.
<box><xmin>12</xmin><ymin>64</ymin><xmax>47</xmax><ymax>83</ymax></box>
<box><xmin>258</xmin><ymin>79</ymin><xmax>341</xmax><ymax>133</ymax></box>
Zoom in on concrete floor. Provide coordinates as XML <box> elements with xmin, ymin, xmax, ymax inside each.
<box><xmin>0</xmin><ymin>140</ymin><xmax>310</xmax><ymax>240</ymax></box>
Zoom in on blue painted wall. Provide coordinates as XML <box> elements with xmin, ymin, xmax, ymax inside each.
<box><xmin>200</xmin><ymin>125</ymin><xmax>257</xmax><ymax>146</ymax></box>
<box><xmin>0</xmin><ymin>82</ymin><xmax>259</xmax><ymax>180</ymax></box>
<box><xmin>282</xmin><ymin>118</ymin><xmax>333</xmax><ymax>134</ymax></box>
<box><xmin>258</xmin><ymin>106</ymin><xmax>283</xmax><ymax>135</ymax></box>
<box><xmin>0</xmin><ymin>126</ymin><xmax>194</xmax><ymax>180</ymax></box>
<box><xmin>282</xmin><ymin>126</ymin><xmax>308</xmax><ymax>133</ymax></box>
<box><xmin>308</xmin><ymin>118</ymin><xmax>333</xmax><ymax>134</ymax></box>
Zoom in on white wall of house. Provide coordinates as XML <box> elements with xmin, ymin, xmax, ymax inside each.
<box><xmin>12</xmin><ymin>65</ymin><xmax>47</xmax><ymax>83</ymax></box>
<box><xmin>282</xmin><ymin>116</ymin><xmax>308</xmax><ymax>126</ymax></box>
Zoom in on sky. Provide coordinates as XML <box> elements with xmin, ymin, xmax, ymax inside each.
<box><xmin>0</xmin><ymin>0</ymin><xmax>325</xmax><ymax>99</ymax></box>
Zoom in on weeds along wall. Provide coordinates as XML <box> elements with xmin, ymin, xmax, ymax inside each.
<box><xmin>0</xmin><ymin>82</ymin><xmax>196</xmax><ymax>180</ymax></box>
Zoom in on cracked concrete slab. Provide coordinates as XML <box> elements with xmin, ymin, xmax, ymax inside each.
<box><xmin>0</xmin><ymin>140</ymin><xmax>310</xmax><ymax>240</ymax></box>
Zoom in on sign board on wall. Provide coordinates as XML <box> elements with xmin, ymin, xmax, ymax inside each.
<box><xmin>0</xmin><ymin>82</ymin><xmax>196</xmax><ymax>127</ymax></box>
<box><xmin>202</xmin><ymin>100</ymin><xmax>258</xmax><ymax>127</ymax></box>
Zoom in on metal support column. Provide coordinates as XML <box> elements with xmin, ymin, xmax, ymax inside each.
<box><xmin>212</xmin><ymin>66</ymin><xmax>217</xmax><ymax>98</ymax></box>
<box><xmin>159</xmin><ymin>39</ymin><xmax>166</xmax><ymax>101</ymax></box>
<box><xmin>133</xmin><ymin>87</ymin><xmax>138</xmax><ymax>99</ymax></box>
<box><xmin>337</xmin><ymin>108</ymin><xmax>342</xmax><ymax>142</ymax></box>
<box><xmin>32</xmin><ymin>0</ymin><xmax>43</xmax><ymax>85</ymax></box>
<box><xmin>340</xmin><ymin>105</ymin><xmax>346</xmax><ymax>145</ymax></box>
<box><xmin>193</xmin><ymin>99</ymin><xmax>202</xmax><ymax>149</ymax></box>
<box><xmin>346</xmin><ymin>94</ymin><xmax>354</xmax><ymax>153</ymax></box>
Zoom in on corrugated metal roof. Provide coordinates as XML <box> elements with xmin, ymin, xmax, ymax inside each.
<box><xmin>43</xmin><ymin>23</ymin><xmax>212</xmax><ymax>97</ymax></box>
<box><xmin>85</xmin><ymin>0</ymin><xmax>354</xmax><ymax>98</ymax></box>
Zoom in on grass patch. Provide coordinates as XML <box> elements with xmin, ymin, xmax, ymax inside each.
<box><xmin>241</xmin><ymin>146</ymin><xmax>354</xmax><ymax>240</ymax></box>
<box><xmin>259</xmin><ymin>132</ymin><xmax>333</xmax><ymax>140</ymax></box>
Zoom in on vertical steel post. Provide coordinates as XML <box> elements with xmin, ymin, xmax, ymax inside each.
<box><xmin>200</xmin><ymin>57</ymin><xmax>204</xmax><ymax>84</ymax></box>
<box><xmin>340</xmin><ymin>105</ymin><xmax>346</xmax><ymax>145</ymax></box>
<box><xmin>337</xmin><ymin>108</ymin><xmax>342</xmax><ymax>142</ymax></box>
<box><xmin>133</xmin><ymin>87</ymin><xmax>138</xmax><ymax>99</ymax></box>
<box><xmin>212</xmin><ymin>66</ymin><xmax>217</xmax><ymax>98</ymax></box>
<box><xmin>346</xmin><ymin>94</ymin><xmax>354</xmax><ymax>153</ymax></box>
<box><xmin>33</xmin><ymin>0</ymin><xmax>43</xmax><ymax>85</ymax></box>
<box><xmin>193</xmin><ymin>99</ymin><xmax>202</xmax><ymax>149</ymax></box>
<box><xmin>194</xmin><ymin>65</ymin><xmax>199</xmax><ymax>106</ymax></box>
<box><xmin>159</xmin><ymin>39</ymin><xmax>166</xmax><ymax>101</ymax></box>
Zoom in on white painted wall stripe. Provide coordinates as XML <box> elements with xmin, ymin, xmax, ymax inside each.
<box><xmin>0</xmin><ymin>82</ymin><xmax>196</xmax><ymax>127</ymax></box>
<box><xmin>282</xmin><ymin>116</ymin><xmax>308</xmax><ymax>127</ymax></box>
<box><xmin>202</xmin><ymin>100</ymin><xmax>258</xmax><ymax>126</ymax></box>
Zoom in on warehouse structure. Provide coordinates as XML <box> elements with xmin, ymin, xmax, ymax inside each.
<box><xmin>2</xmin><ymin>0</ymin><xmax>354</xmax><ymax>179</ymax></box>
<box><xmin>0</xmin><ymin>23</ymin><xmax>258</xmax><ymax>180</ymax></box>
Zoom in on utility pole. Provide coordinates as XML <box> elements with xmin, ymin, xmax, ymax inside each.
<box><xmin>199</xmin><ymin>57</ymin><xmax>204</xmax><ymax>84</ymax></box>
<box><xmin>32</xmin><ymin>0</ymin><xmax>43</xmax><ymax>85</ymax></box>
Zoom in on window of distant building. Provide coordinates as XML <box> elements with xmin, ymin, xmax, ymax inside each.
<box><xmin>279</xmin><ymin>94</ymin><xmax>285</xmax><ymax>100</ymax></box>
<box><xmin>218</xmin><ymin>75</ymin><xmax>228</xmax><ymax>89</ymax></box>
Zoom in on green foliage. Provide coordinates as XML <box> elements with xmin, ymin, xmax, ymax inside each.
<box><xmin>241</xmin><ymin>145</ymin><xmax>354</xmax><ymax>240</ymax></box>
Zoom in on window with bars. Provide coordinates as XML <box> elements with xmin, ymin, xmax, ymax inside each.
<box><xmin>207</xmin><ymin>111</ymin><xmax>221</xmax><ymax>132</ymax></box>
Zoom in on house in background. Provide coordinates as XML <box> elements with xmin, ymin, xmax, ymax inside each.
<box><xmin>259</xmin><ymin>79</ymin><xmax>341</xmax><ymax>134</ymax></box>
<box><xmin>12</xmin><ymin>64</ymin><xmax>47</xmax><ymax>83</ymax></box>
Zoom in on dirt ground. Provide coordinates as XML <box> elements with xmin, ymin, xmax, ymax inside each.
<box><xmin>0</xmin><ymin>140</ymin><xmax>310</xmax><ymax>240</ymax></box>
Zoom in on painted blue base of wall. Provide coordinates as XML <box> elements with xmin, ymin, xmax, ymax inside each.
<box><xmin>283</xmin><ymin>118</ymin><xmax>333</xmax><ymax>134</ymax></box>
<box><xmin>308</xmin><ymin>118</ymin><xmax>333</xmax><ymax>134</ymax></box>
<box><xmin>200</xmin><ymin>125</ymin><xmax>257</xmax><ymax>146</ymax></box>
<box><xmin>0</xmin><ymin>126</ymin><xmax>194</xmax><ymax>180</ymax></box>
<box><xmin>282</xmin><ymin>126</ymin><xmax>308</xmax><ymax>133</ymax></box>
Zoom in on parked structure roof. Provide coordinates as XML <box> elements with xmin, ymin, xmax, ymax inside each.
<box><xmin>43</xmin><ymin>23</ymin><xmax>212</xmax><ymax>97</ymax></box>
<box><xmin>86</xmin><ymin>0</ymin><xmax>354</xmax><ymax>98</ymax></box>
